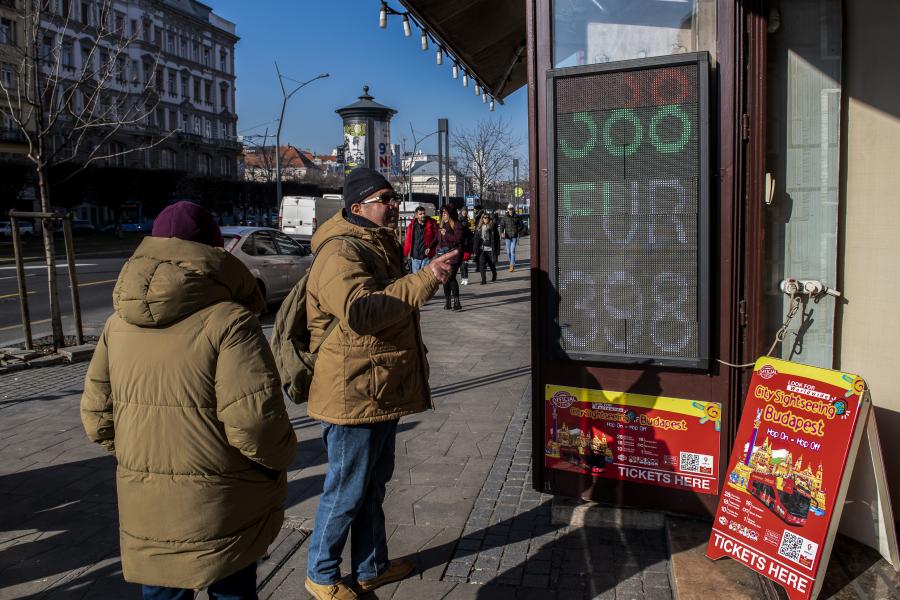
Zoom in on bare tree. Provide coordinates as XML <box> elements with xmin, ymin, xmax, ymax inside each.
<box><xmin>453</xmin><ymin>117</ymin><xmax>519</xmax><ymax>209</ymax></box>
<box><xmin>0</xmin><ymin>0</ymin><xmax>172</xmax><ymax>349</ymax></box>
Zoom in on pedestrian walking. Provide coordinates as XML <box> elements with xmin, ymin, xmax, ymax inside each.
<box><xmin>80</xmin><ymin>201</ymin><xmax>298</xmax><ymax>600</ymax></box>
<box><xmin>435</xmin><ymin>204</ymin><xmax>464</xmax><ymax>311</ymax></box>
<box><xmin>458</xmin><ymin>206</ymin><xmax>473</xmax><ymax>285</ymax></box>
<box><xmin>402</xmin><ymin>205</ymin><xmax>438</xmax><ymax>274</ymax></box>
<box><xmin>303</xmin><ymin>168</ymin><xmax>458</xmax><ymax>600</ymax></box>
<box><xmin>473</xmin><ymin>211</ymin><xmax>499</xmax><ymax>284</ymax></box>
<box><xmin>499</xmin><ymin>203</ymin><xmax>524</xmax><ymax>272</ymax></box>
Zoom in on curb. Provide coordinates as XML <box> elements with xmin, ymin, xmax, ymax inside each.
<box><xmin>550</xmin><ymin>496</ymin><xmax>666</xmax><ymax>530</ymax></box>
<box><xmin>666</xmin><ymin>516</ymin><xmax>768</xmax><ymax>599</ymax></box>
<box><xmin>0</xmin><ymin>343</ymin><xmax>96</xmax><ymax>375</ymax></box>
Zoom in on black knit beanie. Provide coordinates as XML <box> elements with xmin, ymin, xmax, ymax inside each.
<box><xmin>343</xmin><ymin>167</ymin><xmax>392</xmax><ymax>210</ymax></box>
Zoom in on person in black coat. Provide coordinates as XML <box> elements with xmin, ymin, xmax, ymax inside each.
<box><xmin>472</xmin><ymin>211</ymin><xmax>500</xmax><ymax>284</ymax></box>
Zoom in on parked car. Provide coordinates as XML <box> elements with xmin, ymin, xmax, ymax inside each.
<box><xmin>71</xmin><ymin>219</ymin><xmax>96</xmax><ymax>233</ymax></box>
<box><xmin>0</xmin><ymin>221</ymin><xmax>35</xmax><ymax>237</ymax></box>
<box><xmin>221</xmin><ymin>226</ymin><xmax>312</xmax><ymax>306</ymax></box>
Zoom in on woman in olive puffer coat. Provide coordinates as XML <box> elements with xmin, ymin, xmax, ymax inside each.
<box><xmin>81</xmin><ymin>201</ymin><xmax>297</xmax><ymax>597</ymax></box>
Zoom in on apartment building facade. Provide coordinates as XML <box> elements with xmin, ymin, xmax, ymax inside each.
<box><xmin>0</xmin><ymin>0</ymin><xmax>239</xmax><ymax>177</ymax></box>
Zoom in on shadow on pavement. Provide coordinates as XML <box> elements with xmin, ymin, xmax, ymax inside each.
<box><xmin>431</xmin><ymin>366</ymin><xmax>532</xmax><ymax>399</ymax></box>
<box><xmin>0</xmin><ymin>455</ymin><xmax>126</xmax><ymax>599</ymax></box>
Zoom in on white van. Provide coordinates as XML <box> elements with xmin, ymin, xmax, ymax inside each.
<box><xmin>279</xmin><ymin>195</ymin><xmax>342</xmax><ymax>242</ymax></box>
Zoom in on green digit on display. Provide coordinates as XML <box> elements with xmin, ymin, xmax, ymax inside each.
<box><xmin>650</xmin><ymin>104</ymin><xmax>693</xmax><ymax>154</ymax></box>
<box><xmin>559</xmin><ymin>112</ymin><xmax>597</xmax><ymax>159</ymax></box>
<box><xmin>603</xmin><ymin>109</ymin><xmax>642</xmax><ymax>157</ymax></box>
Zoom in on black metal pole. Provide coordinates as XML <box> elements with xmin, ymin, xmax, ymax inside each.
<box><xmin>437</xmin><ymin>128</ymin><xmax>443</xmax><ymax>207</ymax></box>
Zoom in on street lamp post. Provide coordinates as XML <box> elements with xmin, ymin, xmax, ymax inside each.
<box><xmin>405</xmin><ymin>126</ymin><xmax>439</xmax><ymax>205</ymax></box>
<box><xmin>275</xmin><ymin>64</ymin><xmax>329</xmax><ymax>206</ymax></box>
<box><xmin>512</xmin><ymin>158</ymin><xmax>519</xmax><ymax>212</ymax></box>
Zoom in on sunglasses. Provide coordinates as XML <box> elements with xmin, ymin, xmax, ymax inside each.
<box><xmin>361</xmin><ymin>191</ymin><xmax>400</xmax><ymax>206</ymax></box>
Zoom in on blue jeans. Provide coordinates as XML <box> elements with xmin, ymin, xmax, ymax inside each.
<box><xmin>307</xmin><ymin>420</ymin><xmax>398</xmax><ymax>585</ymax></box>
<box><xmin>410</xmin><ymin>257</ymin><xmax>429</xmax><ymax>274</ymax></box>
<box><xmin>505</xmin><ymin>237</ymin><xmax>518</xmax><ymax>267</ymax></box>
<box><xmin>142</xmin><ymin>562</ymin><xmax>257</xmax><ymax>599</ymax></box>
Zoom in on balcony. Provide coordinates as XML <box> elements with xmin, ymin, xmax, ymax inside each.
<box><xmin>177</xmin><ymin>131</ymin><xmax>203</xmax><ymax>144</ymax></box>
<box><xmin>0</xmin><ymin>129</ymin><xmax>28</xmax><ymax>144</ymax></box>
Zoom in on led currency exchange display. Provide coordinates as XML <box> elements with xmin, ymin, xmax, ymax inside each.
<box><xmin>549</xmin><ymin>54</ymin><xmax>710</xmax><ymax>367</ymax></box>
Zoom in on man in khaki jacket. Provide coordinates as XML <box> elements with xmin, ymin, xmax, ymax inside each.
<box><xmin>81</xmin><ymin>201</ymin><xmax>297</xmax><ymax>599</ymax></box>
<box><xmin>304</xmin><ymin>168</ymin><xmax>456</xmax><ymax>599</ymax></box>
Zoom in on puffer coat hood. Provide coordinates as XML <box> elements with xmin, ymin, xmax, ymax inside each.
<box><xmin>113</xmin><ymin>236</ymin><xmax>264</xmax><ymax>327</ymax></box>
<box><xmin>81</xmin><ymin>237</ymin><xmax>297</xmax><ymax>589</ymax></box>
<box><xmin>306</xmin><ymin>212</ymin><xmax>440</xmax><ymax>424</ymax></box>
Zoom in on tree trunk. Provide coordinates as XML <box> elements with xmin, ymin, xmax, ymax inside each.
<box><xmin>38</xmin><ymin>164</ymin><xmax>65</xmax><ymax>350</ymax></box>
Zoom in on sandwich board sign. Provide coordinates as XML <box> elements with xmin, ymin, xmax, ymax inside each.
<box><xmin>706</xmin><ymin>357</ymin><xmax>899</xmax><ymax>599</ymax></box>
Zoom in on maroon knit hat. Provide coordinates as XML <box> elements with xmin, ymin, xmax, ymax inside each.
<box><xmin>151</xmin><ymin>201</ymin><xmax>223</xmax><ymax>247</ymax></box>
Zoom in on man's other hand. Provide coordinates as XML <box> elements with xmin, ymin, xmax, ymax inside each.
<box><xmin>428</xmin><ymin>250</ymin><xmax>458</xmax><ymax>283</ymax></box>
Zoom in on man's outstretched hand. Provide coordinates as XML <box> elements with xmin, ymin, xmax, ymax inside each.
<box><xmin>428</xmin><ymin>250</ymin><xmax>459</xmax><ymax>283</ymax></box>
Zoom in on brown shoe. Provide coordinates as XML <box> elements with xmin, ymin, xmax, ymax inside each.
<box><xmin>356</xmin><ymin>559</ymin><xmax>415</xmax><ymax>593</ymax></box>
<box><xmin>305</xmin><ymin>577</ymin><xmax>358</xmax><ymax>599</ymax></box>
<box><xmin>508</xmin><ymin>264</ymin><xmax>514</xmax><ymax>272</ymax></box>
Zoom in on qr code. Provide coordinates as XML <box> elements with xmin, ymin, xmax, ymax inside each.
<box><xmin>679</xmin><ymin>452</ymin><xmax>714</xmax><ymax>475</ymax></box>
<box><xmin>778</xmin><ymin>530</ymin><xmax>818</xmax><ymax>568</ymax></box>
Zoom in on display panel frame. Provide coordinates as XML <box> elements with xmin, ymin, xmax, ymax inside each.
<box><xmin>546</xmin><ymin>52</ymin><xmax>711</xmax><ymax>369</ymax></box>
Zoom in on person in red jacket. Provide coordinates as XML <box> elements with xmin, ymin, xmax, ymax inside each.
<box><xmin>403</xmin><ymin>206</ymin><xmax>438</xmax><ymax>274</ymax></box>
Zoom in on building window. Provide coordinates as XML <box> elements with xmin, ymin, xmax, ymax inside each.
<box><xmin>115</xmin><ymin>57</ymin><xmax>126</xmax><ymax>84</ymax></box>
<box><xmin>153</xmin><ymin>25</ymin><xmax>161</xmax><ymax>45</ymax></box>
<box><xmin>167</xmin><ymin>70</ymin><xmax>175</xmax><ymax>95</ymax></box>
<box><xmin>220</xmin><ymin>156</ymin><xmax>231</xmax><ymax>176</ymax></box>
<box><xmin>205</xmin><ymin>119</ymin><xmax>211</xmax><ymax>138</ymax></box>
<box><xmin>193</xmin><ymin>78</ymin><xmax>200</xmax><ymax>101</ymax></box>
<box><xmin>62</xmin><ymin>43</ymin><xmax>74</xmax><ymax>68</ymax></box>
<box><xmin>181</xmin><ymin>113</ymin><xmax>189</xmax><ymax>132</ymax></box>
<box><xmin>41</xmin><ymin>36</ymin><xmax>54</xmax><ymax>62</ymax></box>
<box><xmin>155</xmin><ymin>107</ymin><xmax>164</xmax><ymax>128</ymax></box>
<box><xmin>219</xmin><ymin>121</ymin><xmax>227</xmax><ymax>139</ymax></box>
<box><xmin>114</xmin><ymin>12</ymin><xmax>125</xmax><ymax>35</ymax></box>
<box><xmin>1</xmin><ymin>64</ymin><xmax>14</xmax><ymax>88</ymax></box>
<box><xmin>192</xmin><ymin>41</ymin><xmax>199</xmax><ymax>61</ymax></box>
<box><xmin>199</xmin><ymin>153</ymin><xmax>212</xmax><ymax>175</ymax></box>
<box><xmin>204</xmin><ymin>80</ymin><xmax>212</xmax><ymax>105</ymax></box>
<box><xmin>219</xmin><ymin>49</ymin><xmax>227</xmax><ymax>72</ymax></box>
<box><xmin>193</xmin><ymin>115</ymin><xmax>200</xmax><ymax>134</ymax></box>
<box><xmin>180</xmin><ymin>74</ymin><xmax>188</xmax><ymax>97</ymax></box>
<box><xmin>108</xmin><ymin>141</ymin><xmax>125</xmax><ymax>167</ymax></box>
<box><xmin>203</xmin><ymin>46</ymin><xmax>211</xmax><ymax>66</ymax></box>
<box><xmin>161</xmin><ymin>148</ymin><xmax>175</xmax><ymax>169</ymax></box>
<box><xmin>0</xmin><ymin>18</ymin><xmax>15</xmax><ymax>46</ymax></box>
<box><xmin>80</xmin><ymin>2</ymin><xmax>90</xmax><ymax>26</ymax></box>
<box><xmin>167</xmin><ymin>32</ymin><xmax>175</xmax><ymax>53</ymax></box>
<box><xmin>219</xmin><ymin>82</ymin><xmax>229</xmax><ymax>111</ymax></box>
<box><xmin>179</xmin><ymin>36</ymin><xmax>187</xmax><ymax>57</ymax></box>
<box><xmin>169</xmin><ymin>109</ymin><xmax>176</xmax><ymax>130</ymax></box>
<box><xmin>60</xmin><ymin>0</ymin><xmax>71</xmax><ymax>18</ymax></box>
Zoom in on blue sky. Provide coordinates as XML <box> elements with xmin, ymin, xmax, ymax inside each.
<box><xmin>212</xmin><ymin>1</ymin><xmax>529</xmax><ymax>160</ymax></box>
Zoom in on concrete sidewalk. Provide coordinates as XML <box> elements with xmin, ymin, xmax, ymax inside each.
<box><xmin>0</xmin><ymin>244</ymin><xmax>671</xmax><ymax>600</ymax></box>
<box><xmin>3</xmin><ymin>241</ymin><xmax>894</xmax><ymax>600</ymax></box>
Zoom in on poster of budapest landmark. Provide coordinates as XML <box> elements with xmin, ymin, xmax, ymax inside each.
<box><xmin>544</xmin><ymin>385</ymin><xmax>722</xmax><ymax>495</ymax></box>
<box><xmin>707</xmin><ymin>357</ymin><xmax>870</xmax><ymax>600</ymax></box>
